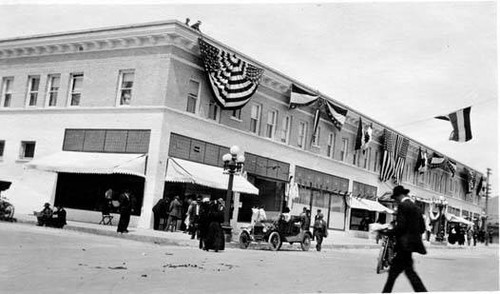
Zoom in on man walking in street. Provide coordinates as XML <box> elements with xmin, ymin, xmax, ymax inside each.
<box><xmin>313</xmin><ymin>213</ymin><xmax>328</xmax><ymax>251</ymax></box>
<box><xmin>382</xmin><ymin>185</ymin><xmax>428</xmax><ymax>293</ymax></box>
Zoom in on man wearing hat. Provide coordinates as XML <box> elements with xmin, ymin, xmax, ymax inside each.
<box><xmin>382</xmin><ymin>185</ymin><xmax>427</xmax><ymax>292</ymax></box>
<box><xmin>313</xmin><ymin>212</ymin><xmax>328</xmax><ymax>251</ymax></box>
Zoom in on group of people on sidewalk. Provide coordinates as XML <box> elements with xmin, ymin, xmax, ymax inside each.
<box><xmin>153</xmin><ymin>195</ymin><xmax>225</xmax><ymax>252</ymax></box>
<box><xmin>35</xmin><ymin>202</ymin><xmax>67</xmax><ymax>228</ymax></box>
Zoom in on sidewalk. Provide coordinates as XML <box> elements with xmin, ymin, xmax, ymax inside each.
<box><xmin>11</xmin><ymin>214</ymin><xmax>497</xmax><ymax>251</ymax></box>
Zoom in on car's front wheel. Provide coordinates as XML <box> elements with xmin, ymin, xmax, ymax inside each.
<box><xmin>268</xmin><ymin>232</ymin><xmax>282</xmax><ymax>251</ymax></box>
<box><xmin>301</xmin><ymin>234</ymin><xmax>311</xmax><ymax>251</ymax></box>
<box><xmin>239</xmin><ymin>231</ymin><xmax>251</xmax><ymax>249</ymax></box>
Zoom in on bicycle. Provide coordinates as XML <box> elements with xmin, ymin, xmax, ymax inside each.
<box><xmin>376</xmin><ymin>228</ymin><xmax>396</xmax><ymax>274</ymax></box>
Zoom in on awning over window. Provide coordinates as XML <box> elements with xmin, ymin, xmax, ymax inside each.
<box><xmin>446</xmin><ymin>213</ymin><xmax>474</xmax><ymax>226</ymax></box>
<box><xmin>349</xmin><ymin>197</ymin><xmax>394</xmax><ymax>214</ymax></box>
<box><xmin>25</xmin><ymin>151</ymin><xmax>147</xmax><ymax>177</ymax></box>
<box><xmin>165</xmin><ymin>157</ymin><xmax>259</xmax><ymax>195</ymax></box>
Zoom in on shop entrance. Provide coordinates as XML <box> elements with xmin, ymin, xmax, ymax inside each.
<box><xmin>55</xmin><ymin>173</ymin><xmax>145</xmax><ymax>216</ymax></box>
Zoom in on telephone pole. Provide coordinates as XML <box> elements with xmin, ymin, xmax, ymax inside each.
<box><xmin>485</xmin><ymin>168</ymin><xmax>491</xmax><ymax>246</ymax></box>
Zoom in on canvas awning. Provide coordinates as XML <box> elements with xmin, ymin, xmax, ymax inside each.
<box><xmin>165</xmin><ymin>157</ymin><xmax>259</xmax><ymax>195</ymax></box>
<box><xmin>446</xmin><ymin>213</ymin><xmax>474</xmax><ymax>226</ymax></box>
<box><xmin>25</xmin><ymin>151</ymin><xmax>147</xmax><ymax>177</ymax></box>
<box><xmin>349</xmin><ymin>197</ymin><xmax>394</xmax><ymax>214</ymax></box>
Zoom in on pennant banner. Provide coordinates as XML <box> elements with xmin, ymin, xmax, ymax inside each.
<box><xmin>290</xmin><ymin>84</ymin><xmax>319</xmax><ymax>109</ymax></box>
<box><xmin>355</xmin><ymin>118</ymin><xmax>363</xmax><ymax>151</ymax></box>
<box><xmin>435</xmin><ymin>106</ymin><xmax>473</xmax><ymax>142</ymax></box>
<box><xmin>414</xmin><ymin>147</ymin><xmax>428</xmax><ymax>174</ymax></box>
<box><xmin>361</xmin><ymin>124</ymin><xmax>373</xmax><ymax>151</ymax></box>
<box><xmin>199</xmin><ymin>38</ymin><xmax>264</xmax><ymax>109</ymax></box>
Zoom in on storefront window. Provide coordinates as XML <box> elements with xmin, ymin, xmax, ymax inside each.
<box><xmin>329</xmin><ymin>193</ymin><xmax>346</xmax><ymax>230</ymax></box>
<box><xmin>55</xmin><ymin>173</ymin><xmax>144</xmax><ymax>216</ymax></box>
<box><xmin>350</xmin><ymin>208</ymin><xmax>375</xmax><ymax>231</ymax></box>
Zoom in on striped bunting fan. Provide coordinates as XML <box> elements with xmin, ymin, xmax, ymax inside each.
<box><xmin>199</xmin><ymin>38</ymin><xmax>264</xmax><ymax>109</ymax></box>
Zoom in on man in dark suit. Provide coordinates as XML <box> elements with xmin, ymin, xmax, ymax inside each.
<box><xmin>117</xmin><ymin>190</ymin><xmax>133</xmax><ymax>233</ymax></box>
<box><xmin>382</xmin><ymin>185</ymin><xmax>427</xmax><ymax>293</ymax></box>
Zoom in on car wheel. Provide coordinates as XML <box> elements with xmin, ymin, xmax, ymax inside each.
<box><xmin>239</xmin><ymin>232</ymin><xmax>251</xmax><ymax>249</ymax></box>
<box><xmin>268</xmin><ymin>232</ymin><xmax>281</xmax><ymax>251</ymax></box>
<box><xmin>301</xmin><ymin>234</ymin><xmax>311</xmax><ymax>251</ymax></box>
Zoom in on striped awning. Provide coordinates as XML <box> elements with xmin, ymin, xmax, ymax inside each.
<box><xmin>25</xmin><ymin>151</ymin><xmax>147</xmax><ymax>177</ymax></box>
<box><xmin>165</xmin><ymin>157</ymin><xmax>259</xmax><ymax>195</ymax></box>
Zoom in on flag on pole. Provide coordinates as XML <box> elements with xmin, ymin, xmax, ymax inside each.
<box><xmin>311</xmin><ymin>108</ymin><xmax>321</xmax><ymax>144</ymax></box>
<box><xmin>355</xmin><ymin>118</ymin><xmax>363</xmax><ymax>151</ymax></box>
<box><xmin>361</xmin><ymin>124</ymin><xmax>373</xmax><ymax>151</ymax></box>
<box><xmin>446</xmin><ymin>159</ymin><xmax>456</xmax><ymax>177</ymax></box>
<box><xmin>414</xmin><ymin>147</ymin><xmax>428</xmax><ymax>174</ymax></box>
<box><xmin>429</xmin><ymin>153</ymin><xmax>456</xmax><ymax>177</ymax></box>
<box><xmin>466</xmin><ymin>169</ymin><xmax>476</xmax><ymax>193</ymax></box>
<box><xmin>435</xmin><ymin>106</ymin><xmax>473</xmax><ymax>142</ymax></box>
<box><xmin>325</xmin><ymin>101</ymin><xmax>348</xmax><ymax>130</ymax></box>
<box><xmin>289</xmin><ymin>84</ymin><xmax>319</xmax><ymax>109</ymax></box>
<box><xmin>476</xmin><ymin>176</ymin><xmax>484</xmax><ymax>196</ymax></box>
<box><xmin>199</xmin><ymin>38</ymin><xmax>264</xmax><ymax>109</ymax></box>
<box><xmin>380</xmin><ymin>129</ymin><xmax>396</xmax><ymax>182</ymax></box>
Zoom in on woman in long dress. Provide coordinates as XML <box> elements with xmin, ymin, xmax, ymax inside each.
<box><xmin>204</xmin><ymin>200</ymin><xmax>225</xmax><ymax>252</ymax></box>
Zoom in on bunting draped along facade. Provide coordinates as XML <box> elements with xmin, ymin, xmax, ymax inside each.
<box><xmin>380</xmin><ymin>129</ymin><xmax>396</xmax><ymax>182</ymax></box>
<box><xmin>325</xmin><ymin>100</ymin><xmax>348</xmax><ymax>130</ymax></box>
<box><xmin>435</xmin><ymin>106</ymin><xmax>473</xmax><ymax>142</ymax></box>
<box><xmin>393</xmin><ymin>135</ymin><xmax>410</xmax><ymax>184</ymax></box>
<box><xmin>199</xmin><ymin>38</ymin><xmax>264</xmax><ymax>109</ymax></box>
<box><xmin>429</xmin><ymin>154</ymin><xmax>456</xmax><ymax>177</ymax></box>
<box><xmin>289</xmin><ymin>84</ymin><xmax>319</xmax><ymax>109</ymax></box>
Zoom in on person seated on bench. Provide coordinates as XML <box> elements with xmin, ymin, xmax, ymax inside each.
<box><xmin>51</xmin><ymin>205</ymin><xmax>67</xmax><ymax>228</ymax></box>
<box><xmin>36</xmin><ymin>202</ymin><xmax>53</xmax><ymax>226</ymax></box>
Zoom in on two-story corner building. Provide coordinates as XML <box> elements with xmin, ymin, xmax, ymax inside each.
<box><xmin>0</xmin><ymin>20</ymin><xmax>485</xmax><ymax>236</ymax></box>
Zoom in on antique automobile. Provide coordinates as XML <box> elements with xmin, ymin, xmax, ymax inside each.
<box><xmin>239</xmin><ymin>214</ymin><xmax>313</xmax><ymax>251</ymax></box>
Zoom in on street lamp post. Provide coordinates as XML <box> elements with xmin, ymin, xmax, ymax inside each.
<box><xmin>222</xmin><ymin>145</ymin><xmax>245</xmax><ymax>241</ymax></box>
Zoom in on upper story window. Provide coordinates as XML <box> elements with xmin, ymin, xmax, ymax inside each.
<box><xmin>68</xmin><ymin>73</ymin><xmax>83</xmax><ymax>106</ymax></box>
<box><xmin>117</xmin><ymin>70</ymin><xmax>134</xmax><ymax>106</ymax></box>
<box><xmin>231</xmin><ymin>109</ymin><xmax>241</xmax><ymax>120</ymax></box>
<box><xmin>312</xmin><ymin>126</ymin><xmax>321</xmax><ymax>147</ymax></box>
<box><xmin>340</xmin><ymin>138</ymin><xmax>348</xmax><ymax>162</ymax></box>
<box><xmin>46</xmin><ymin>74</ymin><xmax>60</xmax><ymax>107</ymax></box>
<box><xmin>297</xmin><ymin>121</ymin><xmax>308</xmax><ymax>149</ymax></box>
<box><xmin>1</xmin><ymin>77</ymin><xmax>13</xmax><ymax>108</ymax></box>
<box><xmin>19</xmin><ymin>141</ymin><xmax>36</xmax><ymax>160</ymax></box>
<box><xmin>280</xmin><ymin>115</ymin><xmax>291</xmax><ymax>144</ymax></box>
<box><xmin>207</xmin><ymin>100</ymin><xmax>220</xmax><ymax>121</ymax></box>
<box><xmin>26</xmin><ymin>75</ymin><xmax>40</xmax><ymax>107</ymax></box>
<box><xmin>186</xmin><ymin>80</ymin><xmax>200</xmax><ymax>114</ymax></box>
<box><xmin>327</xmin><ymin>133</ymin><xmax>335</xmax><ymax>158</ymax></box>
<box><xmin>0</xmin><ymin>140</ymin><xmax>5</xmax><ymax>159</ymax></box>
<box><xmin>250</xmin><ymin>104</ymin><xmax>261</xmax><ymax>134</ymax></box>
<box><xmin>266</xmin><ymin>110</ymin><xmax>277</xmax><ymax>139</ymax></box>
<box><xmin>373</xmin><ymin>151</ymin><xmax>379</xmax><ymax>172</ymax></box>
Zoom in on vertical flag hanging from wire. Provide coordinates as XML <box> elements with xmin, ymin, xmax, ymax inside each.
<box><xmin>394</xmin><ymin>136</ymin><xmax>410</xmax><ymax>184</ymax></box>
<box><xmin>435</xmin><ymin>106</ymin><xmax>473</xmax><ymax>142</ymax></box>
<box><xmin>380</xmin><ymin>129</ymin><xmax>396</xmax><ymax>182</ymax></box>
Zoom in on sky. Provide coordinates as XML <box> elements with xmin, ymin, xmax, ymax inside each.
<box><xmin>0</xmin><ymin>1</ymin><xmax>497</xmax><ymax>195</ymax></box>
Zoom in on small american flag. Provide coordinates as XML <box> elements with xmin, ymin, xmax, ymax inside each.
<box><xmin>199</xmin><ymin>38</ymin><xmax>264</xmax><ymax>109</ymax></box>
